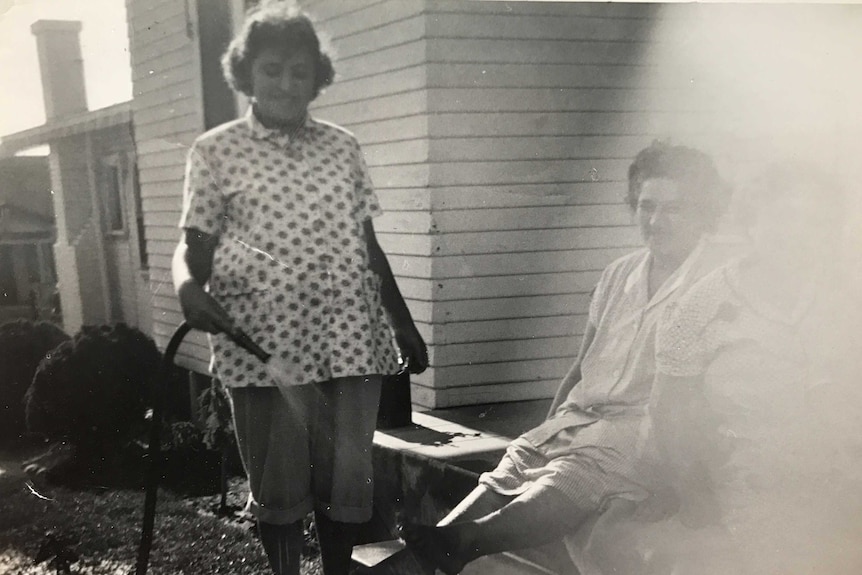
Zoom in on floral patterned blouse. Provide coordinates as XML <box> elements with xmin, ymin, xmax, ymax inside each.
<box><xmin>179</xmin><ymin>109</ymin><xmax>400</xmax><ymax>387</ymax></box>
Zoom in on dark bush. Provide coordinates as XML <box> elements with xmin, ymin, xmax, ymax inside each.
<box><xmin>198</xmin><ymin>381</ymin><xmax>234</xmax><ymax>452</ymax></box>
<box><xmin>159</xmin><ymin>420</ymin><xmax>221</xmax><ymax>496</ymax></box>
<box><xmin>25</xmin><ymin>323</ymin><xmax>161</xmax><ymax>461</ymax></box>
<box><xmin>198</xmin><ymin>381</ymin><xmax>240</xmax><ymax>510</ymax></box>
<box><xmin>0</xmin><ymin>319</ymin><xmax>70</xmax><ymax>444</ymax></box>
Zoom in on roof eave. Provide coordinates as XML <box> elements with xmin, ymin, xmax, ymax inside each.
<box><xmin>0</xmin><ymin>101</ymin><xmax>132</xmax><ymax>158</ymax></box>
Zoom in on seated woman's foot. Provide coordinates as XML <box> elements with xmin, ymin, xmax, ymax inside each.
<box><xmin>399</xmin><ymin>521</ymin><xmax>466</xmax><ymax>575</ymax></box>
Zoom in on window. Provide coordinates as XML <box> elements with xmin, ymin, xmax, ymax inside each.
<box><xmin>21</xmin><ymin>244</ymin><xmax>40</xmax><ymax>284</ymax></box>
<box><xmin>0</xmin><ymin>246</ymin><xmax>18</xmax><ymax>305</ymax></box>
<box><xmin>131</xmin><ymin>164</ymin><xmax>149</xmax><ymax>270</ymax></box>
<box><xmin>100</xmin><ymin>154</ymin><xmax>126</xmax><ymax>233</ymax></box>
<box><xmin>38</xmin><ymin>242</ymin><xmax>56</xmax><ymax>283</ymax></box>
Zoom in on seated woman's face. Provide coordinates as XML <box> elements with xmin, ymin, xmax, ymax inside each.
<box><xmin>250</xmin><ymin>46</ymin><xmax>316</xmax><ymax>126</ymax></box>
<box><xmin>636</xmin><ymin>177</ymin><xmax>707</xmax><ymax>263</ymax></box>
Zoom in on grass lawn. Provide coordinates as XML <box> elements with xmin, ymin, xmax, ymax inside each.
<box><xmin>0</xmin><ymin>445</ymin><xmax>321</xmax><ymax>575</ymax></box>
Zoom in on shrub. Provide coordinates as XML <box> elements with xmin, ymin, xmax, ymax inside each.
<box><xmin>166</xmin><ymin>420</ymin><xmax>206</xmax><ymax>452</ymax></box>
<box><xmin>0</xmin><ymin>319</ymin><xmax>69</xmax><ymax>444</ymax></box>
<box><xmin>198</xmin><ymin>381</ymin><xmax>239</xmax><ymax>510</ymax></box>
<box><xmin>198</xmin><ymin>381</ymin><xmax>234</xmax><ymax>452</ymax></box>
<box><xmin>25</xmin><ymin>323</ymin><xmax>161</xmax><ymax>460</ymax></box>
<box><xmin>158</xmin><ymin>420</ymin><xmax>221</xmax><ymax>496</ymax></box>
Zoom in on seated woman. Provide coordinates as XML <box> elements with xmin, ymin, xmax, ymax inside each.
<box><xmin>599</xmin><ymin>163</ymin><xmax>862</xmax><ymax>574</ymax></box>
<box><xmin>402</xmin><ymin>141</ymin><xmax>733</xmax><ymax>574</ymax></box>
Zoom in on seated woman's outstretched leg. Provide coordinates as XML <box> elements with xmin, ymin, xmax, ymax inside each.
<box><xmin>403</xmin><ymin>484</ymin><xmax>590</xmax><ymax>575</ymax></box>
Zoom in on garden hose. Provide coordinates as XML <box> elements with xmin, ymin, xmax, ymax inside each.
<box><xmin>134</xmin><ymin>321</ymin><xmax>275</xmax><ymax>574</ymax></box>
<box><xmin>135</xmin><ymin>321</ymin><xmax>191</xmax><ymax>575</ymax></box>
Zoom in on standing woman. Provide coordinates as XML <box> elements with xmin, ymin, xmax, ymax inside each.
<box><xmin>171</xmin><ymin>4</ymin><xmax>427</xmax><ymax>575</ymax></box>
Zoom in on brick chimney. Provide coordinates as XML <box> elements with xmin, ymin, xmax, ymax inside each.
<box><xmin>31</xmin><ymin>20</ymin><xmax>88</xmax><ymax>120</ymax></box>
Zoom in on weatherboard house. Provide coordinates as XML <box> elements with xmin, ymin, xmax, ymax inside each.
<box><xmin>0</xmin><ymin>20</ymin><xmax>148</xmax><ymax>335</ymax></box>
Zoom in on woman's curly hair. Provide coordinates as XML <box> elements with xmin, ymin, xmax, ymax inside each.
<box><xmin>221</xmin><ymin>2</ymin><xmax>335</xmax><ymax>98</ymax></box>
<box><xmin>627</xmin><ymin>140</ymin><xmax>730</xmax><ymax>231</ymax></box>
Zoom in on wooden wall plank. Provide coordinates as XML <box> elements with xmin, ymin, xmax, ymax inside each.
<box><xmin>433</xmin><ymin>227</ymin><xmax>641</xmax><ymax>256</ymax></box>
<box><xmin>433</xmin><ymin>293</ymin><xmax>593</xmax><ymax>323</ymax></box>
<box><xmin>432</xmin><ymin>271</ymin><xmax>601</xmax><ymax>301</ymax></box>
<box><xmin>429</xmin><ymin>183</ymin><xmax>627</xmax><ymax>210</ymax></box>
<box><xmin>432</xmin><ymin>205</ymin><xmax>631</xmax><ymax>232</ymax></box>
<box><xmin>432</xmin><ymin>248</ymin><xmax>633</xmax><ymax>278</ymax></box>
<box><xmin>432</xmin><ymin>335</ymin><xmax>578</xmax><ymax>367</ymax></box>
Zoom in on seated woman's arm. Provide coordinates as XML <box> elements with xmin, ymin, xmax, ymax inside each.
<box><xmin>547</xmin><ymin>322</ymin><xmax>597</xmax><ymax>417</ymax></box>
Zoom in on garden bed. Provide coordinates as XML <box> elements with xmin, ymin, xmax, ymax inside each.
<box><xmin>0</xmin><ymin>445</ymin><xmax>321</xmax><ymax>575</ymax></box>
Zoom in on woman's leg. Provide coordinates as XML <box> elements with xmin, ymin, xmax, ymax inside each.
<box><xmin>438</xmin><ymin>484</ymin><xmax>514</xmax><ymax>526</ymax></box>
<box><xmin>229</xmin><ymin>387</ymin><xmax>314</xmax><ymax>575</ymax></box>
<box><xmin>404</xmin><ymin>484</ymin><xmax>591</xmax><ymax>575</ymax></box>
<box><xmin>310</xmin><ymin>376</ymin><xmax>382</xmax><ymax>575</ymax></box>
<box><xmin>314</xmin><ymin>512</ymin><xmax>360</xmax><ymax>575</ymax></box>
<box><xmin>398</xmin><ymin>485</ymin><xmax>512</xmax><ymax>574</ymax></box>
<box><xmin>258</xmin><ymin>520</ymin><xmax>304</xmax><ymax>575</ymax></box>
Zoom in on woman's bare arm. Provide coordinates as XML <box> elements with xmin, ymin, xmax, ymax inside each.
<box><xmin>364</xmin><ymin>219</ymin><xmax>428</xmax><ymax>374</ymax></box>
<box><xmin>172</xmin><ymin>229</ymin><xmax>233</xmax><ymax>334</ymax></box>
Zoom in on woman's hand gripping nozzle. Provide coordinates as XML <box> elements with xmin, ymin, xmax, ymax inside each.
<box><xmin>226</xmin><ymin>328</ymin><xmax>299</xmax><ymax>390</ymax></box>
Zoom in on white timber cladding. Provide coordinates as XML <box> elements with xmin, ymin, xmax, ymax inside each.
<box><xmin>413</xmin><ymin>2</ymin><xmax>669</xmax><ymax>408</ymax></box>
<box><xmin>126</xmin><ymin>0</ymin><xmax>208</xmax><ymax>370</ymax></box>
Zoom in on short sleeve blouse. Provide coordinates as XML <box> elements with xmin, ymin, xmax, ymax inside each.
<box><xmin>179</xmin><ymin>110</ymin><xmax>400</xmax><ymax>387</ymax></box>
<box><xmin>654</xmin><ymin>268</ymin><xmax>736</xmax><ymax>379</ymax></box>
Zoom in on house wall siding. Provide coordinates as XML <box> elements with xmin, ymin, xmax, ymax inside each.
<box><xmin>126</xmin><ymin>0</ymin><xmax>208</xmax><ymax>369</ymax></box>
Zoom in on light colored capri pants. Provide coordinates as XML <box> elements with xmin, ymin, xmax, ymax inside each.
<box><xmin>228</xmin><ymin>375</ymin><xmax>382</xmax><ymax>525</ymax></box>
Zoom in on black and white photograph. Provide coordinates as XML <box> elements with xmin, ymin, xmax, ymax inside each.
<box><xmin>1</xmin><ymin>1</ymin><xmax>860</xmax><ymax>574</ymax></box>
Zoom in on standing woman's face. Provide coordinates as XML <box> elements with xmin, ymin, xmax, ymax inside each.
<box><xmin>249</xmin><ymin>47</ymin><xmax>317</xmax><ymax>127</ymax></box>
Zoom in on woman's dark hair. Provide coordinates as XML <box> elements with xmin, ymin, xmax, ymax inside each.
<box><xmin>627</xmin><ymin>140</ymin><xmax>729</xmax><ymax>230</ymax></box>
<box><xmin>221</xmin><ymin>2</ymin><xmax>335</xmax><ymax>98</ymax></box>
